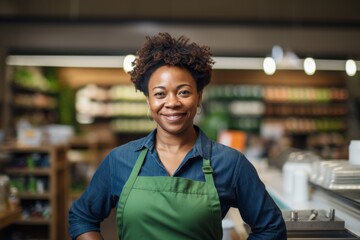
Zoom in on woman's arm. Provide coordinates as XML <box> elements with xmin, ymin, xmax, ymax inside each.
<box><xmin>69</xmin><ymin>155</ymin><xmax>115</xmax><ymax>239</ymax></box>
<box><xmin>232</xmin><ymin>154</ymin><xmax>287</xmax><ymax>239</ymax></box>
<box><xmin>76</xmin><ymin>231</ymin><xmax>104</xmax><ymax>240</ymax></box>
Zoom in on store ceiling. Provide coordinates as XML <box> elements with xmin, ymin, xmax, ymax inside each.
<box><xmin>1</xmin><ymin>0</ymin><xmax>359</xmax><ymax>24</ymax></box>
<box><xmin>0</xmin><ymin>0</ymin><xmax>360</xmax><ymax>59</ymax></box>
<box><xmin>1</xmin><ymin>1</ymin><xmax>359</xmax><ymax>89</ymax></box>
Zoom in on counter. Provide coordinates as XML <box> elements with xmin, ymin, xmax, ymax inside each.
<box><xmin>251</xmin><ymin>159</ymin><xmax>360</xmax><ymax>237</ymax></box>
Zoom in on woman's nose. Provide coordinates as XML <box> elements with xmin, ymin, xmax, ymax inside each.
<box><xmin>166</xmin><ymin>94</ymin><xmax>181</xmax><ymax>107</ymax></box>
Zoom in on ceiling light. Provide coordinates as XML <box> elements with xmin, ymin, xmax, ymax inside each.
<box><xmin>6</xmin><ymin>55</ymin><xmax>360</xmax><ymax>74</ymax></box>
<box><xmin>263</xmin><ymin>57</ymin><xmax>276</xmax><ymax>75</ymax></box>
<box><xmin>304</xmin><ymin>57</ymin><xmax>316</xmax><ymax>75</ymax></box>
<box><xmin>6</xmin><ymin>55</ymin><xmax>125</xmax><ymax>68</ymax></box>
<box><xmin>123</xmin><ymin>54</ymin><xmax>136</xmax><ymax>73</ymax></box>
<box><xmin>345</xmin><ymin>59</ymin><xmax>357</xmax><ymax>76</ymax></box>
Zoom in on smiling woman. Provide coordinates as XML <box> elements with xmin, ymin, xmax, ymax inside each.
<box><xmin>68</xmin><ymin>32</ymin><xmax>287</xmax><ymax>240</ymax></box>
<box><xmin>146</xmin><ymin>65</ymin><xmax>201</xmax><ymax>174</ymax></box>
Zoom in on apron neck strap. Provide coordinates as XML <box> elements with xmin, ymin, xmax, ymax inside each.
<box><xmin>122</xmin><ymin>148</ymin><xmax>148</xmax><ymax>193</ymax></box>
<box><xmin>202</xmin><ymin>158</ymin><xmax>216</xmax><ymax>184</ymax></box>
<box><xmin>202</xmin><ymin>159</ymin><xmax>213</xmax><ymax>175</ymax></box>
<box><xmin>131</xmin><ymin>148</ymin><xmax>148</xmax><ymax>177</ymax></box>
<box><xmin>131</xmin><ymin>147</ymin><xmax>215</xmax><ymax>179</ymax></box>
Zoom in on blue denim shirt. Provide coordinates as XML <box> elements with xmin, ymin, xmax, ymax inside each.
<box><xmin>68</xmin><ymin>126</ymin><xmax>286</xmax><ymax>239</ymax></box>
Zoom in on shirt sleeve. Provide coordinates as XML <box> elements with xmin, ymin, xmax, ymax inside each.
<box><xmin>232</xmin><ymin>154</ymin><xmax>287</xmax><ymax>240</ymax></box>
<box><xmin>68</xmin><ymin>154</ymin><xmax>115</xmax><ymax>239</ymax></box>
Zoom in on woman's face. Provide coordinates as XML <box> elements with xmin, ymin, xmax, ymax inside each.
<box><xmin>147</xmin><ymin>65</ymin><xmax>202</xmax><ymax>135</ymax></box>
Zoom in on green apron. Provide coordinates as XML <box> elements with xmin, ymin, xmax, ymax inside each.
<box><xmin>116</xmin><ymin>148</ymin><xmax>223</xmax><ymax>239</ymax></box>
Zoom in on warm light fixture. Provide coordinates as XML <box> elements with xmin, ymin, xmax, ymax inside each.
<box><xmin>346</xmin><ymin>59</ymin><xmax>357</xmax><ymax>76</ymax></box>
<box><xmin>123</xmin><ymin>54</ymin><xmax>136</xmax><ymax>73</ymax></box>
<box><xmin>263</xmin><ymin>57</ymin><xmax>276</xmax><ymax>75</ymax></box>
<box><xmin>5</xmin><ymin>55</ymin><xmax>360</xmax><ymax>75</ymax></box>
<box><xmin>6</xmin><ymin>55</ymin><xmax>125</xmax><ymax>68</ymax></box>
<box><xmin>304</xmin><ymin>57</ymin><xmax>316</xmax><ymax>75</ymax></box>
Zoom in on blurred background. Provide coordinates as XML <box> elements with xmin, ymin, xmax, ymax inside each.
<box><xmin>0</xmin><ymin>1</ymin><xmax>360</xmax><ymax>239</ymax></box>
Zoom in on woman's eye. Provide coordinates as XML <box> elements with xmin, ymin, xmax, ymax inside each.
<box><xmin>179</xmin><ymin>90</ymin><xmax>191</xmax><ymax>96</ymax></box>
<box><xmin>154</xmin><ymin>92</ymin><xmax>165</xmax><ymax>97</ymax></box>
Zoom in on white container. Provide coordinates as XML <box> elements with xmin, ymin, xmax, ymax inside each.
<box><xmin>43</xmin><ymin>124</ymin><xmax>74</xmax><ymax>145</ymax></box>
<box><xmin>17</xmin><ymin>127</ymin><xmax>42</xmax><ymax>146</ymax></box>
<box><xmin>349</xmin><ymin>140</ymin><xmax>360</xmax><ymax>165</ymax></box>
<box><xmin>291</xmin><ymin>170</ymin><xmax>309</xmax><ymax>203</ymax></box>
<box><xmin>282</xmin><ymin>162</ymin><xmax>312</xmax><ymax>195</ymax></box>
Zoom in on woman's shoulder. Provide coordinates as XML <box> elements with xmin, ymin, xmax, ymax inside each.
<box><xmin>211</xmin><ymin>140</ymin><xmax>246</xmax><ymax>159</ymax></box>
<box><xmin>107</xmin><ymin>136</ymin><xmax>148</xmax><ymax>161</ymax></box>
<box><xmin>209</xmin><ymin>141</ymin><xmax>251</xmax><ymax>171</ymax></box>
<box><xmin>114</xmin><ymin>137</ymin><xmax>145</xmax><ymax>150</ymax></box>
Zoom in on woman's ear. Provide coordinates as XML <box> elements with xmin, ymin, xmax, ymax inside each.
<box><xmin>197</xmin><ymin>91</ymin><xmax>203</xmax><ymax>105</ymax></box>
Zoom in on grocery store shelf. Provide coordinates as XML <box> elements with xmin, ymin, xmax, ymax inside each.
<box><xmin>0</xmin><ymin>207</ymin><xmax>22</xmax><ymax>230</ymax></box>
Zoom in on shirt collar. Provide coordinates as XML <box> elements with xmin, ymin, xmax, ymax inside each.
<box><xmin>193</xmin><ymin>126</ymin><xmax>213</xmax><ymax>160</ymax></box>
<box><xmin>133</xmin><ymin>126</ymin><xmax>212</xmax><ymax>160</ymax></box>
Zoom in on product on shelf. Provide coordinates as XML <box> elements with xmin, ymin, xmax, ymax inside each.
<box><xmin>2</xmin><ymin>144</ymin><xmax>68</xmax><ymax>240</ymax></box>
<box><xmin>201</xmin><ymin>82</ymin><xmax>348</xmax><ymax>153</ymax></box>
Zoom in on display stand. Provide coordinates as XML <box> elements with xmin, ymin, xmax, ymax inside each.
<box><xmin>1</xmin><ymin>143</ymin><xmax>68</xmax><ymax>240</ymax></box>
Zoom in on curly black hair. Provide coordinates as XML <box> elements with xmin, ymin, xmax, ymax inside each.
<box><xmin>130</xmin><ymin>32</ymin><xmax>214</xmax><ymax>96</ymax></box>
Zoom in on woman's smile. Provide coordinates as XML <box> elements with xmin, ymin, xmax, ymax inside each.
<box><xmin>161</xmin><ymin>112</ymin><xmax>187</xmax><ymax>121</ymax></box>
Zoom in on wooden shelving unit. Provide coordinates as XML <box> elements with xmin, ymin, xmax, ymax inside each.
<box><xmin>0</xmin><ymin>207</ymin><xmax>22</xmax><ymax>230</ymax></box>
<box><xmin>1</xmin><ymin>144</ymin><xmax>68</xmax><ymax>240</ymax></box>
<box><xmin>2</xmin><ymin>66</ymin><xmax>59</xmax><ymax>141</ymax></box>
<box><xmin>67</xmin><ymin>135</ymin><xmax>105</xmax><ymax>204</ymax></box>
<box><xmin>73</xmin><ymin>83</ymin><xmax>155</xmax><ymax>134</ymax></box>
<box><xmin>203</xmin><ymin>70</ymin><xmax>349</xmax><ymax>159</ymax></box>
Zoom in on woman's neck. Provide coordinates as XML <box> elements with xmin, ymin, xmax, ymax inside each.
<box><xmin>155</xmin><ymin>127</ymin><xmax>197</xmax><ymax>153</ymax></box>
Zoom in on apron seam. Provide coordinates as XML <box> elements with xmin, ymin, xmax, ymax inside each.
<box><xmin>131</xmin><ymin>188</ymin><xmax>208</xmax><ymax>195</ymax></box>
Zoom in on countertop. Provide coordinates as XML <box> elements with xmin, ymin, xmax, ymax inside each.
<box><xmin>250</xmin><ymin>159</ymin><xmax>360</xmax><ymax>237</ymax></box>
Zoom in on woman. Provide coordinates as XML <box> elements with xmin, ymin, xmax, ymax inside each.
<box><xmin>68</xmin><ymin>32</ymin><xmax>287</xmax><ymax>239</ymax></box>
